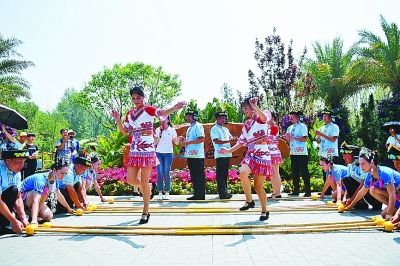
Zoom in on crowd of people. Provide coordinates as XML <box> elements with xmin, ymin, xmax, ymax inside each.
<box><xmin>0</xmin><ymin>85</ymin><xmax>399</xmax><ymax>235</ymax></box>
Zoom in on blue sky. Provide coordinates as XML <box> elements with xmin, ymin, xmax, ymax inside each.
<box><xmin>1</xmin><ymin>0</ymin><xmax>399</xmax><ymax>111</ymax></box>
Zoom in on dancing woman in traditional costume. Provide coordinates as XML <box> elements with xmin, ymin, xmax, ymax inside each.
<box><xmin>111</xmin><ymin>86</ymin><xmax>185</xmax><ymax>224</ymax></box>
<box><xmin>221</xmin><ymin>97</ymin><xmax>273</xmax><ymax>221</ymax></box>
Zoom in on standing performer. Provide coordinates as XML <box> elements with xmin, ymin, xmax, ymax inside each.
<box><xmin>179</xmin><ymin>110</ymin><xmax>206</xmax><ymax>200</ymax></box>
<box><xmin>340</xmin><ymin>142</ymin><xmax>382</xmax><ymax>210</ymax></box>
<box><xmin>283</xmin><ymin>111</ymin><xmax>311</xmax><ymax>197</ymax></box>
<box><xmin>267</xmin><ymin>112</ymin><xmax>283</xmax><ymax>199</ymax></box>
<box><xmin>210</xmin><ymin>111</ymin><xmax>233</xmax><ymax>199</ymax></box>
<box><xmin>315</xmin><ymin>109</ymin><xmax>339</xmax><ymax>195</ymax></box>
<box><xmin>111</xmin><ymin>85</ymin><xmax>185</xmax><ymax>224</ymax></box>
<box><xmin>221</xmin><ymin>97</ymin><xmax>272</xmax><ymax>221</ymax></box>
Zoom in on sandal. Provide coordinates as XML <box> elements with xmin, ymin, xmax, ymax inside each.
<box><xmin>267</xmin><ymin>194</ymin><xmax>276</xmax><ymax>199</ymax></box>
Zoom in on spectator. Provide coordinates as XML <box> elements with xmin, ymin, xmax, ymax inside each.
<box><xmin>55</xmin><ymin>129</ymin><xmax>75</xmax><ymax>164</ymax></box>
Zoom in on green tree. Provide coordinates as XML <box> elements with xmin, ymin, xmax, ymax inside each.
<box><xmin>0</xmin><ymin>34</ymin><xmax>34</xmax><ymax>102</ymax></box>
<box><xmin>358</xmin><ymin>94</ymin><xmax>381</xmax><ymax>149</ymax></box>
<box><xmin>72</xmin><ymin>62</ymin><xmax>182</xmax><ymax>128</ymax></box>
<box><xmin>306</xmin><ymin>37</ymin><xmax>360</xmax><ymax>109</ymax></box>
<box><xmin>56</xmin><ymin>88</ymin><xmax>108</xmax><ymax>139</ymax></box>
<box><xmin>349</xmin><ymin>15</ymin><xmax>400</xmax><ymax>95</ymax></box>
<box><xmin>29</xmin><ymin>110</ymin><xmax>69</xmax><ymax>152</ymax></box>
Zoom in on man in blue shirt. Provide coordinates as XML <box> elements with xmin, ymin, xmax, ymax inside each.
<box><xmin>283</xmin><ymin>111</ymin><xmax>311</xmax><ymax>197</ymax></box>
<box><xmin>55</xmin><ymin>129</ymin><xmax>75</xmax><ymax>164</ymax></box>
<box><xmin>179</xmin><ymin>110</ymin><xmax>206</xmax><ymax>200</ymax></box>
<box><xmin>55</xmin><ymin>156</ymin><xmax>92</xmax><ymax>213</ymax></box>
<box><xmin>0</xmin><ymin>149</ymin><xmax>29</xmax><ymax>235</ymax></box>
<box><xmin>210</xmin><ymin>111</ymin><xmax>234</xmax><ymax>199</ymax></box>
<box><xmin>315</xmin><ymin>109</ymin><xmax>339</xmax><ymax>195</ymax></box>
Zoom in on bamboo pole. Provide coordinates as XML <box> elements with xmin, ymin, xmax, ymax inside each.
<box><xmin>26</xmin><ymin>224</ymin><xmax>383</xmax><ymax>236</ymax></box>
<box><xmin>113</xmin><ymin>197</ymin><xmax>317</xmax><ymax>203</ymax></box>
<box><xmin>41</xmin><ymin>219</ymin><xmax>376</xmax><ymax>230</ymax></box>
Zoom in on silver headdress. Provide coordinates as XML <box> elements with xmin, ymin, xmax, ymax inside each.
<box><xmin>319</xmin><ymin>152</ymin><xmax>334</xmax><ymax>164</ymax></box>
<box><xmin>360</xmin><ymin>147</ymin><xmax>373</xmax><ymax>160</ymax></box>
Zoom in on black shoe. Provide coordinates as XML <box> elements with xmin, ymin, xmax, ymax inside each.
<box><xmin>259</xmin><ymin>211</ymin><xmax>269</xmax><ymax>221</ymax></box>
<box><xmin>239</xmin><ymin>200</ymin><xmax>255</xmax><ymax>211</ymax></box>
<box><xmin>150</xmin><ymin>184</ymin><xmax>156</xmax><ymax>200</ymax></box>
<box><xmin>268</xmin><ymin>194</ymin><xmax>282</xmax><ymax>199</ymax></box>
<box><xmin>289</xmin><ymin>192</ymin><xmax>299</xmax><ymax>196</ymax></box>
<box><xmin>0</xmin><ymin>226</ymin><xmax>15</xmax><ymax>235</ymax></box>
<box><xmin>303</xmin><ymin>193</ymin><xmax>311</xmax><ymax>197</ymax></box>
<box><xmin>220</xmin><ymin>194</ymin><xmax>232</xmax><ymax>199</ymax></box>
<box><xmin>139</xmin><ymin>213</ymin><xmax>150</xmax><ymax>224</ymax></box>
<box><xmin>187</xmin><ymin>196</ymin><xmax>205</xmax><ymax>200</ymax></box>
<box><xmin>132</xmin><ymin>192</ymin><xmax>141</xmax><ymax>197</ymax></box>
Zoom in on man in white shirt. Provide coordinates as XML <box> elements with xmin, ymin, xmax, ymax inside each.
<box><xmin>210</xmin><ymin>111</ymin><xmax>234</xmax><ymax>199</ymax></box>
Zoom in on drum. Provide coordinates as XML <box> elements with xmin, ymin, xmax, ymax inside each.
<box><xmin>278</xmin><ymin>137</ymin><xmax>290</xmax><ymax>159</ymax></box>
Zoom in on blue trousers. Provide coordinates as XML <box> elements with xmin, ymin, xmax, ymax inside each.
<box><xmin>156</xmin><ymin>153</ymin><xmax>173</xmax><ymax>192</ymax></box>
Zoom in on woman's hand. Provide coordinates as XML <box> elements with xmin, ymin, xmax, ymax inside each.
<box><xmin>389</xmin><ymin>213</ymin><xmax>399</xmax><ymax>223</ymax></box>
<box><xmin>249</xmin><ymin>97</ymin><xmax>258</xmax><ymax>109</ymax></box>
<box><xmin>174</xmin><ymin>101</ymin><xmax>186</xmax><ymax>110</ymax></box>
<box><xmin>110</xmin><ymin>110</ymin><xmax>121</xmax><ymax>121</ymax></box>
<box><xmin>385</xmin><ymin>213</ymin><xmax>393</xmax><ymax>220</ymax></box>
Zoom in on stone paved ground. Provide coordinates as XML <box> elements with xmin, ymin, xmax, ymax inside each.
<box><xmin>1</xmin><ymin>194</ymin><xmax>399</xmax><ymax>266</ymax></box>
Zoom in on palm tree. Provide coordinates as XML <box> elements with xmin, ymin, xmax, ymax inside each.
<box><xmin>0</xmin><ymin>34</ymin><xmax>34</xmax><ymax>102</ymax></box>
<box><xmin>305</xmin><ymin>37</ymin><xmax>360</xmax><ymax>108</ymax></box>
<box><xmin>348</xmin><ymin>15</ymin><xmax>400</xmax><ymax>95</ymax></box>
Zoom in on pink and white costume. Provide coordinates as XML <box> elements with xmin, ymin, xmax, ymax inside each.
<box><xmin>123</xmin><ymin>106</ymin><xmax>163</xmax><ymax>167</ymax></box>
<box><xmin>267</xmin><ymin>124</ymin><xmax>283</xmax><ymax>165</ymax></box>
<box><xmin>237</xmin><ymin>113</ymin><xmax>274</xmax><ymax>178</ymax></box>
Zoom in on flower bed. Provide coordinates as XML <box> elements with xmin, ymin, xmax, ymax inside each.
<box><xmin>88</xmin><ymin>165</ymin><xmax>324</xmax><ymax>196</ymax></box>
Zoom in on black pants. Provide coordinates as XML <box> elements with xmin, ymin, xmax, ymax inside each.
<box><xmin>343</xmin><ymin>177</ymin><xmax>382</xmax><ymax>208</ymax></box>
<box><xmin>55</xmin><ymin>183</ymin><xmax>80</xmax><ymax>213</ymax></box>
<box><xmin>216</xmin><ymin>157</ymin><xmax>230</xmax><ymax>197</ymax></box>
<box><xmin>290</xmin><ymin>155</ymin><xmax>310</xmax><ymax>193</ymax></box>
<box><xmin>0</xmin><ymin>186</ymin><xmax>18</xmax><ymax>226</ymax></box>
<box><xmin>187</xmin><ymin>158</ymin><xmax>206</xmax><ymax>199</ymax></box>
